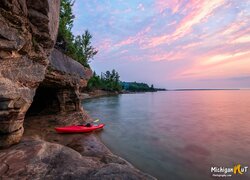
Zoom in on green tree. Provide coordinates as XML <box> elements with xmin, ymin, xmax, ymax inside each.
<box><xmin>87</xmin><ymin>70</ymin><xmax>122</xmax><ymax>92</ymax></box>
<box><xmin>74</xmin><ymin>31</ymin><xmax>98</xmax><ymax>67</ymax></box>
<box><xmin>56</xmin><ymin>0</ymin><xmax>98</xmax><ymax>68</ymax></box>
<box><xmin>56</xmin><ymin>0</ymin><xmax>75</xmax><ymax>51</ymax></box>
<box><xmin>121</xmin><ymin>82</ymin><xmax>155</xmax><ymax>92</ymax></box>
<box><xmin>81</xmin><ymin>30</ymin><xmax>98</xmax><ymax>64</ymax></box>
<box><xmin>105</xmin><ymin>71</ymin><xmax>111</xmax><ymax>81</ymax></box>
<box><xmin>115</xmin><ymin>72</ymin><xmax>120</xmax><ymax>82</ymax></box>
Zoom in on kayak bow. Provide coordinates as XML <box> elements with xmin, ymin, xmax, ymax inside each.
<box><xmin>55</xmin><ymin>124</ymin><xmax>105</xmax><ymax>133</ymax></box>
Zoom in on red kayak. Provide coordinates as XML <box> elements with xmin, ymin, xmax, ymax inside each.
<box><xmin>55</xmin><ymin>124</ymin><xmax>105</xmax><ymax>133</ymax></box>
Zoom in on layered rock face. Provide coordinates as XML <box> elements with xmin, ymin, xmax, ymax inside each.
<box><xmin>45</xmin><ymin>48</ymin><xmax>92</xmax><ymax>113</ymax></box>
<box><xmin>27</xmin><ymin>49</ymin><xmax>92</xmax><ymax>116</ymax></box>
<box><xmin>0</xmin><ymin>0</ymin><xmax>60</xmax><ymax>148</ymax></box>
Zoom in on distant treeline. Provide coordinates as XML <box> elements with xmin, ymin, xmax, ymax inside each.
<box><xmin>121</xmin><ymin>82</ymin><xmax>156</xmax><ymax>92</ymax></box>
<box><xmin>87</xmin><ymin>70</ymin><xmax>122</xmax><ymax>92</ymax></box>
<box><xmin>87</xmin><ymin>70</ymin><xmax>166</xmax><ymax>92</ymax></box>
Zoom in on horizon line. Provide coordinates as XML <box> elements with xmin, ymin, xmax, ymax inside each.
<box><xmin>163</xmin><ymin>88</ymin><xmax>250</xmax><ymax>91</ymax></box>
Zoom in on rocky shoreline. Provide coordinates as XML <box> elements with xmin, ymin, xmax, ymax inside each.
<box><xmin>81</xmin><ymin>90</ymin><xmax>120</xmax><ymax>100</ymax></box>
<box><xmin>0</xmin><ymin>111</ymin><xmax>155</xmax><ymax>179</ymax></box>
<box><xmin>81</xmin><ymin>89</ymin><xmax>159</xmax><ymax>100</ymax></box>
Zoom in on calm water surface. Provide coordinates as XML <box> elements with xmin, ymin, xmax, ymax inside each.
<box><xmin>83</xmin><ymin>91</ymin><xmax>250</xmax><ymax>180</ymax></box>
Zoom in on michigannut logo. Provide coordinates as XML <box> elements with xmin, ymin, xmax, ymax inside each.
<box><xmin>211</xmin><ymin>164</ymin><xmax>248</xmax><ymax>177</ymax></box>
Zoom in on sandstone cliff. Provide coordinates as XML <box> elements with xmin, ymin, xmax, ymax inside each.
<box><xmin>0</xmin><ymin>0</ymin><xmax>60</xmax><ymax>147</ymax></box>
<box><xmin>27</xmin><ymin>48</ymin><xmax>92</xmax><ymax>116</ymax></box>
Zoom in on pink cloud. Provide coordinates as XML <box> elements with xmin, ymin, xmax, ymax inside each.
<box><xmin>175</xmin><ymin>49</ymin><xmax>250</xmax><ymax>80</ymax></box>
<box><xmin>155</xmin><ymin>0</ymin><xmax>182</xmax><ymax>14</ymax></box>
<box><xmin>144</xmin><ymin>0</ymin><xmax>226</xmax><ymax>49</ymax></box>
<box><xmin>181</xmin><ymin>41</ymin><xmax>202</xmax><ymax>50</ymax></box>
<box><xmin>112</xmin><ymin>24</ymin><xmax>153</xmax><ymax>49</ymax></box>
<box><xmin>148</xmin><ymin>51</ymin><xmax>187</xmax><ymax>62</ymax></box>
<box><xmin>103</xmin><ymin>0</ymin><xmax>228</xmax><ymax>51</ymax></box>
<box><xmin>73</xmin><ymin>0</ymin><xmax>250</xmax><ymax>88</ymax></box>
<box><xmin>115</xmin><ymin>37</ymin><xmax>137</xmax><ymax>47</ymax></box>
<box><xmin>96</xmin><ymin>39</ymin><xmax>113</xmax><ymax>52</ymax></box>
<box><xmin>232</xmin><ymin>35</ymin><xmax>250</xmax><ymax>44</ymax></box>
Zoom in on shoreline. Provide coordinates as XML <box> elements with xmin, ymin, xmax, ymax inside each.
<box><xmin>81</xmin><ymin>90</ymin><xmax>120</xmax><ymax>100</ymax></box>
<box><xmin>81</xmin><ymin>89</ymin><xmax>164</xmax><ymax>100</ymax></box>
<box><xmin>81</xmin><ymin>90</ymin><xmax>157</xmax><ymax>177</ymax></box>
<box><xmin>0</xmin><ymin>111</ymin><xmax>156</xmax><ymax>179</ymax></box>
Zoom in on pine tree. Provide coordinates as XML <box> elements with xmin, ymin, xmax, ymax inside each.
<box><xmin>56</xmin><ymin>0</ymin><xmax>98</xmax><ymax>68</ymax></box>
<box><xmin>81</xmin><ymin>30</ymin><xmax>98</xmax><ymax>65</ymax></box>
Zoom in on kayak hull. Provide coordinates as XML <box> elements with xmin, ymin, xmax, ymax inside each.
<box><xmin>55</xmin><ymin>124</ymin><xmax>105</xmax><ymax>133</ymax></box>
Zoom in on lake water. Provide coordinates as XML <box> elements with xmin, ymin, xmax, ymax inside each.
<box><xmin>83</xmin><ymin>90</ymin><xmax>250</xmax><ymax>180</ymax></box>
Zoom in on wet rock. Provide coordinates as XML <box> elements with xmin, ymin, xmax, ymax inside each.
<box><xmin>88</xmin><ymin>163</ymin><xmax>154</xmax><ymax>180</ymax></box>
<box><xmin>0</xmin><ymin>138</ymin><xmax>93</xmax><ymax>179</ymax></box>
<box><xmin>0</xmin><ymin>138</ymin><xmax>155</xmax><ymax>180</ymax></box>
<box><xmin>18</xmin><ymin>113</ymin><xmax>156</xmax><ymax>179</ymax></box>
<box><xmin>67</xmin><ymin>134</ymin><xmax>112</xmax><ymax>158</ymax></box>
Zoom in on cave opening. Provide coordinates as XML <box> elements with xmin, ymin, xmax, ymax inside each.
<box><xmin>26</xmin><ymin>85</ymin><xmax>60</xmax><ymax>116</ymax></box>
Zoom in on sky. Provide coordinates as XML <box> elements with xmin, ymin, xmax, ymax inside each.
<box><xmin>72</xmin><ymin>0</ymin><xmax>250</xmax><ymax>89</ymax></box>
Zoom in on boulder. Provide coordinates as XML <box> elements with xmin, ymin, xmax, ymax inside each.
<box><xmin>0</xmin><ymin>138</ymin><xmax>155</xmax><ymax>180</ymax></box>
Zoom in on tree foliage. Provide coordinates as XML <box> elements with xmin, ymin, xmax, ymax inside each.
<box><xmin>73</xmin><ymin>31</ymin><xmax>98</xmax><ymax>66</ymax></box>
<box><xmin>56</xmin><ymin>0</ymin><xmax>97</xmax><ymax>67</ymax></box>
<box><xmin>87</xmin><ymin>70</ymin><xmax>122</xmax><ymax>92</ymax></box>
<box><xmin>56</xmin><ymin>0</ymin><xmax>74</xmax><ymax>52</ymax></box>
<box><xmin>121</xmin><ymin>82</ymin><xmax>156</xmax><ymax>92</ymax></box>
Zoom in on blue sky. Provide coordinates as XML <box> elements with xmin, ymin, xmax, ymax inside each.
<box><xmin>72</xmin><ymin>0</ymin><xmax>250</xmax><ymax>88</ymax></box>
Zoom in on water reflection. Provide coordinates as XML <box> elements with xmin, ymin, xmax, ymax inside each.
<box><xmin>83</xmin><ymin>91</ymin><xmax>250</xmax><ymax>180</ymax></box>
